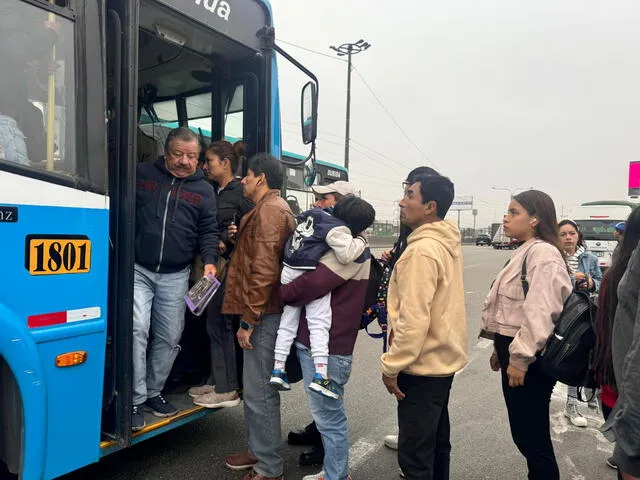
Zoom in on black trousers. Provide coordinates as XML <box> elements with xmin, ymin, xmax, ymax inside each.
<box><xmin>205</xmin><ymin>289</ymin><xmax>243</xmax><ymax>393</ymax></box>
<box><xmin>495</xmin><ymin>334</ymin><xmax>559</xmax><ymax>480</ymax></box>
<box><xmin>397</xmin><ymin>373</ymin><xmax>454</xmax><ymax>480</ymax></box>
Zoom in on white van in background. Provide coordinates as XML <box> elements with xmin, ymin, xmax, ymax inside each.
<box><xmin>568</xmin><ymin>201</ymin><xmax>638</xmax><ymax>270</ymax></box>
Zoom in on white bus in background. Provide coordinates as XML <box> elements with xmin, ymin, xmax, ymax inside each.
<box><xmin>569</xmin><ymin>201</ymin><xmax>638</xmax><ymax>270</ymax></box>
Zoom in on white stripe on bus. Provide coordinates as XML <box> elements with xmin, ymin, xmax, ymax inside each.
<box><xmin>0</xmin><ymin>171</ymin><xmax>109</xmax><ymax>210</ymax></box>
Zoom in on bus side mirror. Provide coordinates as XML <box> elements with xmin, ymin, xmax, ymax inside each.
<box><xmin>301</xmin><ymin>81</ymin><xmax>318</xmax><ymax>145</ymax></box>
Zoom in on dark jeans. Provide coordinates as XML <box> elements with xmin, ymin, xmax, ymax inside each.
<box><xmin>397</xmin><ymin>373</ymin><xmax>454</xmax><ymax>480</ymax></box>
<box><xmin>495</xmin><ymin>334</ymin><xmax>559</xmax><ymax>480</ymax></box>
<box><xmin>206</xmin><ymin>291</ymin><xmax>242</xmax><ymax>393</ymax></box>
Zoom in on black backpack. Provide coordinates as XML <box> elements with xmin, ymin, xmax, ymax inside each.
<box><xmin>360</xmin><ymin>256</ymin><xmax>392</xmax><ymax>352</ymax></box>
<box><xmin>520</xmin><ymin>257</ymin><xmax>597</xmax><ymax>388</ymax></box>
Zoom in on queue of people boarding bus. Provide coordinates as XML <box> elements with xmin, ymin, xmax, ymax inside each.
<box><xmin>131</xmin><ymin>126</ymin><xmax>640</xmax><ymax>480</ymax></box>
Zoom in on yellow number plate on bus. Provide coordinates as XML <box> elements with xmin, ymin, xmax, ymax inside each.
<box><xmin>25</xmin><ymin>235</ymin><xmax>92</xmax><ymax>275</ymax></box>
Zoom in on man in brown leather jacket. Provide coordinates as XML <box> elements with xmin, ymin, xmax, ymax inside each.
<box><xmin>222</xmin><ymin>153</ymin><xmax>295</xmax><ymax>480</ymax></box>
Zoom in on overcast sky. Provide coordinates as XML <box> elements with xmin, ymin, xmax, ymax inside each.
<box><xmin>270</xmin><ymin>0</ymin><xmax>640</xmax><ymax>228</ymax></box>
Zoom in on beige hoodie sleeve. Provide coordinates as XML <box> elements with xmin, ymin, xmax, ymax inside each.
<box><xmin>381</xmin><ymin>253</ymin><xmax>438</xmax><ymax>378</ymax></box>
<box><xmin>508</xmin><ymin>255</ymin><xmax>572</xmax><ymax>372</ymax></box>
<box><xmin>325</xmin><ymin>225</ymin><xmax>367</xmax><ymax>265</ymax></box>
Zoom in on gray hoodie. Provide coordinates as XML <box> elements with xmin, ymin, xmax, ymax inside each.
<box><xmin>601</xmin><ymin>243</ymin><xmax>640</xmax><ymax>457</ymax></box>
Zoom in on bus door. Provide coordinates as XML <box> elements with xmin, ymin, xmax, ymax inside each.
<box><xmin>101</xmin><ymin>0</ymin><xmax>277</xmax><ymax>449</ymax></box>
<box><xmin>0</xmin><ymin>1</ymin><xmax>107</xmax><ymax>478</ymax></box>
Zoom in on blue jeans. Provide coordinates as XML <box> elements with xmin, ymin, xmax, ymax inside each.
<box><xmin>132</xmin><ymin>263</ymin><xmax>190</xmax><ymax>405</ymax></box>
<box><xmin>0</xmin><ymin>114</ymin><xmax>28</xmax><ymax>165</ymax></box>
<box><xmin>297</xmin><ymin>343</ymin><xmax>353</xmax><ymax>480</ymax></box>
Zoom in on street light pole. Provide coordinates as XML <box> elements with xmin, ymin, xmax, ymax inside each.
<box><xmin>345</xmin><ymin>47</ymin><xmax>352</xmax><ymax>171</ymax></box>
<box><xmin>330</xmin><ymin>39</ymin><xmax>371</xmax><ymax>172</ymax></box>
<box><xmin>492</xmin><ymin>186</ymin><xmax>534</xmax><ymax>205</ymax></box>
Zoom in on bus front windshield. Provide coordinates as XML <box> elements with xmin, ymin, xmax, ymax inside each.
<box><xmin>575</xmin><ymin>220</ymin><xmax>617</xmax><ymax>242</ymax></box>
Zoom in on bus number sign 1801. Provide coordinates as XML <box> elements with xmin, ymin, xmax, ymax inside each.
<box><xmin>25</xmin><ymin>235</ymin><xmax>92</xmax><ymax>275</ymax></box>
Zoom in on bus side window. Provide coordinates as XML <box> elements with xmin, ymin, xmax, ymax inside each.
<box><xmin>0</xmin><ymin>3</ymin><xmax>76</xmax><ymax>177</ymax></box>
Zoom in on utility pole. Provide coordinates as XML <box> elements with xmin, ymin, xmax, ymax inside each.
<box><xmin>330</xmin><ymin>39</ymin><xmax>371</xmax><ymax>172</ymax></box>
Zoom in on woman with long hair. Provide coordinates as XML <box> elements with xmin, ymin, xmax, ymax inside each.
<box><xmin>480</xmin><ymin>190</ymin><xmax>572</xmax><ymax>479</ymax></box>
<box><xmin>188</xmin><ymin>140</ymin><xmax>254</xmax><ymax>409</ymax></box>
<box><xmin>594</xmin><ymin>207</ymin><xmax>640</xmax><ymax>473</ymax></box>
<box><xmin>557</xmin><ymin>219</ymin><xmax>603</xmax><ymax>426</ymax></box>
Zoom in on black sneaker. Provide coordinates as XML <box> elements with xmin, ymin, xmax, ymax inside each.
<box><xmin>145</xmin><ymin>395</ymin><xmax>178</xmax><ymax>418</ymax></box>
<box><xmin>132</xmin><ymin>405</ymin><xmax>146</xmax><ymax>431</ymax></box>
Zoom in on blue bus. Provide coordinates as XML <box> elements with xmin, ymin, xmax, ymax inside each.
<box><xmin>0</xmin><ymin>1</ymin><xmax>318</xmax><ymax>479</ymax></box>
<box><xmin>282</xmin><ymin>152</ymin><xmax>349</xmax><ymax>213</ymax></box>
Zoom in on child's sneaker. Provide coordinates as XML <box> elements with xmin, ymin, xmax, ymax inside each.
<box><xmin>309</xmin><ymin>374</ymin><xmax>340</xmax><ymax>399</ymax></box>
<box><xmin>269</xmin><ymin>370</ymin><xmax>291</xmax><ymax>391</ymax></box>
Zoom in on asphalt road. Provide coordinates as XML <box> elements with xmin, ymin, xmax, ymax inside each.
<box><xmin>61</xmin><ymin>246</ymin><xmax>616</xmax><ymax>480</ymax></box>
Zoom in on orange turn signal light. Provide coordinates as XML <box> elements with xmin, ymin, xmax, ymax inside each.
<box><xmin>55</xmin><ymin>351</ymin><xmax>87</xmax><ymax>368</ymax></box>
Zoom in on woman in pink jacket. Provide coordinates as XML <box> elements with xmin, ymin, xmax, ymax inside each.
<box><xmin>480</xmin><ymin>190</ymin><xmax>572</xmax><ymax>480</ymax></box>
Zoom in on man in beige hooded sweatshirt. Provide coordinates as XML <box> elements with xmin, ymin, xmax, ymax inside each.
<box><xmin>381</xmin><ymin>173</ymin><xmax>468</xmax><ymax>480</ymax></box>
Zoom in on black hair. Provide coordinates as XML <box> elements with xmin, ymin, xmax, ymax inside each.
<box><xmin>594</xmin><ymin>206</ymin><xmax>640</xmax><ymax>387</ymax></box>
<box><xmin>412</xmin><ymin>174</ymin><xmax>455</xmax><ymax>219</ymax></box>
<box><xmin>407</xmin><ymin>166</ymin><xmax>439</xmax><ymax>182</ymax></box>
<box><xmin>164</xmin><ymin>127</ymin><xmax>200</xmax><ymax>153</ymax></box>
<box><xmin>558</xmin><ymin>219</ymin><xmax>586</xmax><ymax>248</ymax></box>
<box><xmin>333</xmin><ymin>195</ymin><xmax>376</xmax><ymax>235</ymax></box>
<box><xmin>247</xmin><ymin>153</ymin><xmax>284</xmax><ymax>190</ymax></box>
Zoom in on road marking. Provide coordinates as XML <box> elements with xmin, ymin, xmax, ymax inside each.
<box><xmin>349</xmin><ymin>438</ymin><xmax>379</xmax><ymax>471</ymax></box>
<box><xmin>549</xmin><ymin>384</ymin><xmax>614</xmax><ymax>453</ymax></box>
<box><xmin>456</xmin><ymin>338</ymin><xmax>494</xmax><ymax>376</ymax></box>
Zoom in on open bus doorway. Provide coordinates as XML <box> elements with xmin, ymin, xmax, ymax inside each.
<box><xmin>103</xmin><ymin>0</ymin><xmax>269</xmax><ymax>449</ymax></box>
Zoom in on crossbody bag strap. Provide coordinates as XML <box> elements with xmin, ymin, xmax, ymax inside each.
<box><xmin>521</xmin><ymin>256</ymin><xmax>529</xmax><ymax>298</ymax></box>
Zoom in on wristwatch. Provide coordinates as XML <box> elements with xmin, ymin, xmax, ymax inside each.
<box><xmin>240</xmin><ymin>320</ymin><xmax>254</xmax><ymax>331</ymax></box>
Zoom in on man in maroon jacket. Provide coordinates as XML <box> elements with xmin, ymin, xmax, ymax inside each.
<box><xmin>280</xmin><ymin>244</ymin><xmax>372</xmax><ymax>480</ymax></box>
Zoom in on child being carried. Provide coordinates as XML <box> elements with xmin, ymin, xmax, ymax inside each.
<box><xmin>270</xmin><ymin>195</ymin><xmax>376</xmax><ymax>399</ymax></box>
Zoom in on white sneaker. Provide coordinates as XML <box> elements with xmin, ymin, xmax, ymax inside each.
<box><xmin>188</xmin><ymin>384</ymin><xmax>214</xmax><ymax>398</ymax></box>
<box><xmin>193</xmin><ymin>390</ymin><xmax>241</xmax><ymax>409</ymax></box>
<box><xmin>302</xmin><ymin>471</ymin><xmax>352</xmax><ymax>480</ymax></box>
<box><xmin>399</xmin><ymin>467</ymin><xmax>405</xmax><ymax>478</ymax></box>
<box><xmin>384</xmin><ymin>434</ymin><xmax>399</xmax><ymax>450</ymax></box>
<box><xmin>565</xmin><ymin>404</ymin><xmax>588</xmax><ymax>427</ymax></box>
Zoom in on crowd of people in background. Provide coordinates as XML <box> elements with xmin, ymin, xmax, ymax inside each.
<box><xmin>132</xmin><ymin>126</ymin><xmax>640</xmax><ymax>480</ymax></box>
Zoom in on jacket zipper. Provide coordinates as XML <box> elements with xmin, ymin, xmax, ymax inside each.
<box><xmin>157</xmin><ymin>178</ymin><xmax>175</xmax><ymax>272</ymax></box>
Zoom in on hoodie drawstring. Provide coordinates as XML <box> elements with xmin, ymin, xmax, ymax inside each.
<box><xmin>171</xmin><ymin>179</ymin><xmax>186</xmax><ymax>222</ymax></box>
<box><xmin>155</xmin><ymin>177</ymin><xmax>167</xmax><ymax>218</ymax></box>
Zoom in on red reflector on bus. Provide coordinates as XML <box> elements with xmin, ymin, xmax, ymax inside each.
<box><xmin>28</xmin><ymin>311</ymin><xmax>67</xmax><ymax>328</ymax></box>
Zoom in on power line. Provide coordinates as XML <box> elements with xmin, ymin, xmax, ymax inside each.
<box><xmin>277</xmin><ymin>39</ymin><xmax>347</xmax><ymax>63</ymax></box>
<box><xmin>352</xmin><ymin>66</ymin><xmax>441</xmax><ymax>171</ymax></box>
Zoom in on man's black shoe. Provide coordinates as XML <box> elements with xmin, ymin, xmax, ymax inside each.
<box><xmin>288</xmin><ymin>421</ymin><xmax>322</xmax><ymax>446</ymax></box>
<box><xmin>299</xmin><ymin>445</ymin><xmax>325</xmax><ymax>466</ymax></box>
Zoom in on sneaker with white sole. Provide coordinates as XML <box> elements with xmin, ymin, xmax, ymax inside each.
<box><xmin>565</xmin><ymin>404</ymin><xmax>588</xmax><ymax>427</ymax></box>
<box><xmin>193</xmin><ymin>390</ymin><xmax>241</xmax><ymax>409</ymax></box>
<box><xmin>308</xmin><ymin>374</ymin><xmax>340</xmax><ymax>399</ymax></box>
<box><xmin>145</xmin><ymin>394</ymin><xmax>178</xmax><ymax>418</ymax></box>
<box><xmin>188</xmin><ymin>384</ymin><xmax>215</xmax><ymax>398</ymax></box>
<box><xmin>606</xmin><ymin>456</ymin><xmax>618</xmax><ymax>469</ymax></box>
<box><xmin>269</xmin><ymin>370</ymin><xmax>291</xmax><ymax>391</ymax></box>
<box><xmin>132</xmin><ymin>405</ymin><xmax>145</xmax><ymax>431</ymax></box>
<box><xmin>384</xmin><ymin>434</ymin><xmax>398</xmax><ymax>450</ymax></box>
<box><xmin>302</xmin><ymin>471</ymin><xmax>351</xmax><ymax>480</ymax></box>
